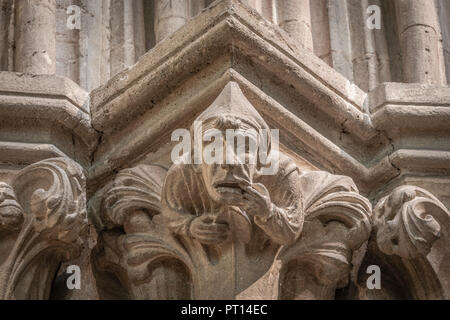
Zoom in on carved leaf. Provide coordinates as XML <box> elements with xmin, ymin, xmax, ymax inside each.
<box><xmin>12</xmin><ymin>157</ymin><xmax>87</xmax><ymax>243</ymax></box>
<box><xmin>0</xmin><ymin>157</ymin><xmax>87</xmax><ymax>299</ymax></box>
<box><xmin>300</xmin><ymin>171</ymin><xmax>372</xmax><ymax>249</ymax></box>
<box><xmin>102</xmin><ymin>165</ymin><xmax>167</xmax><ymax>228</ymax></box>
<box><xmin>277</xmin><ymin>171</ymin><xmax>372</xmax><ymax>298</ymax></box>
<box><xmin>99</xmin><ymin>165</ymin><xmax>194</xmax><ymax>295</ymax></box>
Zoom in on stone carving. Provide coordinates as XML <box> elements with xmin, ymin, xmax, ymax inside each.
<box><xmin>277</xmin><ymin>171</ymin><xmax>372</xmax><ymax>299</ymax></box>
<box><xmin>0</xmin><ymin>158</ymin><xmax>87</xmax><ymax>300</ymax></box>
<box><xmin>374</xmin><ymin>186</ymin><xmax>450</xmax><ymax>259</ymax></box>
<box><xmin>95</xmin><ymin>82</ymin><xmax>372</xmax><ymax>300</ymax></box>
<box><xmin>349</xmin><ymin>185</ymin><xmax>450</xmax><ymax>300</ymax></box>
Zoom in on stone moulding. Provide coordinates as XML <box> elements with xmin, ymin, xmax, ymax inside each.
<box><xmin>0</xmin><ymin>157</ymin><xmax>88</xmax><ymax>300</ymax></box>
<box><xmin>0</xmin><ymin>72</ymin><xmax>99</xmax><ymax>169</ymax></box>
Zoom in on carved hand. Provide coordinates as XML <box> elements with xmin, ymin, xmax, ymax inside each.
<box><xmin>241</xmin><ymin>183</ymin><xmax>273</xmax><ymax>219</ymax></box>
<box><xmin>189</xmin><ymin>214</ymin><xmax>230</xmax><ymax>245</ymax></box>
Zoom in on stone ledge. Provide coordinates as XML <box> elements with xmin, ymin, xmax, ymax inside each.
<box><xmin>0</xmin><ymin>141</ymin><xmax>67</xmax><ymax>166</ymax></box>
<box><xmin>0</xmin><ymin>72</ymin><xmax>99</xmax><ymax>154</ymax></box>
<box><xmin>90</xmin><ymin>0</ymin><xmax>369</xmax><ymax>136</ymax></box>
<box><xmin>0</xmin><ymin>72</ymin><xmax>89</xmax><ymax>113</ymax></box>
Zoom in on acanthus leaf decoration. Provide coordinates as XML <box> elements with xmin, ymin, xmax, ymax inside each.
<box><xmin>277</xmin><ymin>171</ymin><xmax>372</xmax><ymax>299</ymax></box>
<box><xmin>96</xmin><ymin>164</ymin><xmax>194</xmax><ymax>299</ymax></box>
<box><xmin>374</xmin><ymin>185</ymin><xmax>449</xmax><ymax>259</ymax></box>
<box><xmin>0</xmin><ymin>157</ymin><xmax>88</xmax><ymax>300</ymax></box>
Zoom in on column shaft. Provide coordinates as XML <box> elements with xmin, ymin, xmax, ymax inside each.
<box><xmin>56</xmin><ymin>0</ymin><xmax>79</xmax><ymax>83</ymax></box>
<box><xmin>154</xmin><ymin>0</ymin><xmax>188</xmax><ymax>44</ymax></box>
<box><xmin>15</xmin><ymin>0</ymin><xmax>56</xmax><ymax>74</ymax></box>
<box><xmin>395</xmin><ymin>0</ymin><xmax>446</xmax><ymax>84</ymax></box>
<box><xmin>0</xmin><ymin>0</ymin><xmax>13</xmax><ymax>70</ymax></box>
<box><xmin>277</xmin><ymin>0</ymin><xmax>313</xmax><ymax>50</ymax></box>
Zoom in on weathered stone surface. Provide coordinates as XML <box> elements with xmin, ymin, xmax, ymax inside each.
<box><xmin>92</xmin><ymin>82</ymin><xmax>371</xmax><ymax>299</ymax></box>
<box><xmin>0</xmin><ymin>0</ymin><xmax>449</xmax><ymax>300</ymax></box>
<box><xmin>14</xmin><ymin>0</ymin><xmax>57</xmax><ymax>75</ymax></box>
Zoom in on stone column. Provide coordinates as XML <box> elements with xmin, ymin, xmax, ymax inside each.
<box><xmin>110</xmin><ymin>0</ymin><xmax>145</xmax><ymax>76</ymax></box>
<box><xmin>190</xmin><ymin>0</ymin><xmax>206</xmax><ymax>17</ymax></box>
<box><xmin>277</xmin><ymin>0</ymin><xmax>313</xmax><ymax>51</ymax></box>
<box><xmin>14</xmin><ymin>0</ymin><xmax>56</xmax><ymax>74</ymax></box>
<box><xmin>327</xmin><ymin>0</ymin><xmax>353</xmax><ymax>81</ymax></box>
<box><xmin>437</xmin><ymin>0</ymin><xmax>450</xmax><ymax>84</ymax></box>
<box><xmin>395</xmin><ymin>0</ymin><xmax>447</xmax><ymax>84</ymax></box>
<box><xmin>310</xmin><ymin>0</ymin><xmax>332</xmax><ymax>65</ymax></box>
<box><xmin>56</xmin><ymin>0</ymin><xmax>79</xmax><ymax>83</ymax></box>
<box><xmin>154</xmin><ymin>0</ymin><xmax>188</xmax><ymax>44</ymax></box>
<box><xmin>347</xmin><ymin>0</ymin><xmax>391</xmax><ymax>91</ymax></box>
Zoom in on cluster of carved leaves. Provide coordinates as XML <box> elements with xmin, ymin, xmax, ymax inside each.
<box><xmin>374</xmin><ymin>186</ymin><xmax>449</xmax><ymax>259</ymax></box>
<box><xmin>0</xmin><ymin>158</ymin><xmax>87</xmax><ymax>299</ymax></box>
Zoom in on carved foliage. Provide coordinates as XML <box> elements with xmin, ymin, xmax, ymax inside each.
<box><xmin>278</xmin><ymin>171</ymin><xmax>372</xmax><ymax>299</ymax></box>
<box><xmin>374</xmin><ymin>185</ymin><xmax>449</xmax><ymax>259</ymax></box>
<box><xmin>96</xmin><ymin>164</ymin><xmax>374</xmax><ymax>300</ymax></box>
<box><xmin>0</xmin><ymin>158</ymin><xmax>87</xmax><ymax>299</ymax></box>
<box><xmin>97</xmin><ymin>165</ymin><xmax>194</xmax><ymax>299</ymax></box>
<box><xmin>94</xmin><ymin>83</ymin><xmax>375</xmax><ymax>300</ymax></box>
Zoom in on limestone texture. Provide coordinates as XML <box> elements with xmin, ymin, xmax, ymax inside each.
<box><xmin>0</xmin><ymin>0</ymin><xmax>449</xmax><ymax>300</ymax></box>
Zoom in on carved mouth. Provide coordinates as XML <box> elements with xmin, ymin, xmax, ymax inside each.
<box><xmin>214</xmin><ymin>182</ymin><xmax>244</xmax><ymax>194</ymax></box>
<box><xmin>0</xmin><ymin>200</ymin><xmax>22</xmax><ymax>212</ymax></box>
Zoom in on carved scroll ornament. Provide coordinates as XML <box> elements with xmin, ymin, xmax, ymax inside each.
<box><xmin>374</xmin><ymin>185</ymin><xmax>449</xmax><ymax>259</ymax></box>
<box><xmin>94</xmin><ymin>82</ymin><xmax>373</xmax><ymax>300</ymax></box>
<box><xmin>0</xmin><ymin>158</ymin><xmax>88</xmax><ymax>300</ymax></box>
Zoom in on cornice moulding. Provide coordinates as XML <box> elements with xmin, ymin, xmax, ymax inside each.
<box><xmin>0</xmin><ymin>72</ymin><xmax>99</xmax><ymax>163</ymax></box>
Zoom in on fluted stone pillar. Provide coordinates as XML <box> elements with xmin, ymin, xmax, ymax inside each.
<box><xmin>277</xmin><ymin>0</ymin><xmax>313</xmax><ymax>51</ymax></box>
<box><xmin>395</xmin><ymin>0</ymin><xmax>447</xmax><ymax>84</ymax></box>
<box><xmin>14</xmin><ymin>0</ymin><xmax>56</xmax><ymax>74</ymax></box>
<box><xmin>79</xmin><ymin>0</ymin><xmax>111</xmax><ymax>91</ymax></box>
<box><xmin>154</xmin><ymin>0</ymin><xmax>188</xmax><ymax>44</ymax></box>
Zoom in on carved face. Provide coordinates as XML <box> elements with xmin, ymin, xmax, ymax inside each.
<box><xmin>201</xmin><ymin>121</ymin><xmax>260</xmax><ymax>205</ymax></box>
<box><xmin>0</xmin><ymin>182</ymin><xmax>24</xmax><ymax>231</ymax></box>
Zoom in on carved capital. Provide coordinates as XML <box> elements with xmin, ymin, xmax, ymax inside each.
<box><xmin>0</xmin><ymin>158</ymin><xmax>87</xmax><ymax>300</ymax></box>
<box><xmin>278</xmin><ymin>171</ymin><xmax>372</xmax><ymax>299</ymax></box>
<box><xmin>93</xmin><ymin>82</ymin><xmax>374</xmax><ymax>300</ymax></box>
<box><xmin>374</xmin><ymin>185</ymin><xmax>449</xmax><ymax>259</ymax></box>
